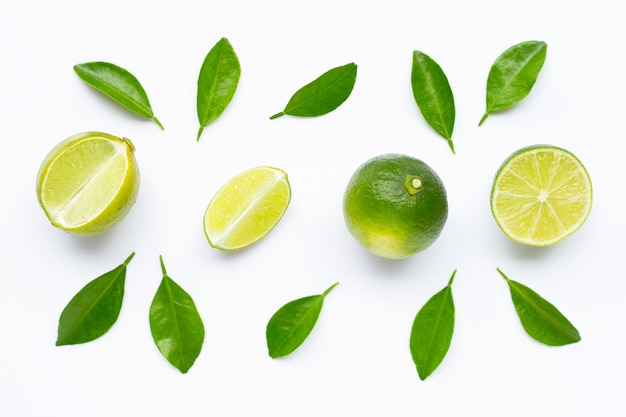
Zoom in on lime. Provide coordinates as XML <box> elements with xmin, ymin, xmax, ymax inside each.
<box><xmin>490</xmin><ymin>145</ymin><xmax>592</xmax><ymax>246</ymax></box>
<box><xmin>343</xmin><ymin>153</ymin><xmax>448</xmax><ymax>259</ymax></box>
<box><xmin>36</xmin><ymin>132</ymin><xmax>140</xmax><ymax>236</ymax></box>
<box><xmin>203</xmin><ymin>166</ymin><xmax>291</xmax><ymax>251</ymax></box>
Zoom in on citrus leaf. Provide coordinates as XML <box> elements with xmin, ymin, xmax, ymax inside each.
<box><xmin>411</xmin><ymin>51</ymin><xmax>456</xmax><ymax>153</ymax></box>
<box><xmin>149</xmin><ymin>256</ymin><xmax>205</xmax><ymax>373</ymax></box>
<box><xmin>266</xmin><ymin>282</ymin><xmax>338</xmax><ymax>358</ymax></box>
<box><xmin>497</xmin><ymin>268</ymin><xmax>581</xmax><ymax>346</ymax></box>
<box><xmin>409</xmin><ymin>270</ymin><xmax>456</xmax><ymax>380</ymax></box>
<box><xmin>270</xmin><ymin>63</ymin><xmax>357</xmax><ymax>119</ymax></box>
<box><xmin>74</xmin><ymin>62</ymin><xmax>164</xmax><ymax>129</ymax></box>
<box><xmin>479</xmin><ymin>40</ymin><xmax>547</xmax><ymax>125</ymax></box>
<box><xmin>56</xmin><ymin>252</ymin><xmax>134</xmax><ymax>346</ymax></box>
<box><xmin>196</xmin><ymin>37</ymin><xmax>241</xmax><ymax>141</ymax></box>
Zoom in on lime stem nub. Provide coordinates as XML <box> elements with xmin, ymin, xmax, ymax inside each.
<box><xmin>122</xmin><ymin>137</ymin><xmax>136</xmax><ymax>152</ymax></box>
<box><xmin>404</xmin><ymin>175</ymin><xmax>423</xmax><ymax>195</ymax></box>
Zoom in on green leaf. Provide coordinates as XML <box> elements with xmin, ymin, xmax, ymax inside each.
<box><xmin>409</xmin><ymin>270</ymin><xmax>456</xmax><ymax>380</ymax></box>
<box><xmin>270</xmin><ymin>63</ymin><xmax>357</xmax><ymax>119</ymax></box>
<box><xmin>479</xmin><ymin>40</ymin><xmax>547</xmax><ymax>125</ymax></box>
<box><xmin>74</xmin><ymin>61</ymin><xmax>164</xmax><ymax>129</ymax></box>
<box><xmin>56</xmin><ymin>252</ymin><xmax>134</xmax><ymax>346</ymax></box>
<box><xmin>497</xmin><ymin>268</ymin><xmax>581</xmax><ymax>346</ymax></box>
<box><xmin>196</xmin><ymin>37</ymin><xmax>241</xmax><ymax>141</ymax></box>
<box><xmin>149</xmin><ymin>256</ymin><xmax>205</xmax><ymax>373</ymax></box>
<box><xmin>266</xmin><ymin>282</ymin><xmax>339</xmax><ymax>358</ymax></box>
<box><xmin>411</xmin><ymin>51</ymin><xmax>456</xmax><ymax>154</ymax></box>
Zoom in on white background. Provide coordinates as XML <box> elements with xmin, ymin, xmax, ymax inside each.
<box><xmin>1</xmin><ymin>0</ymin><xmax>624</xmax><ymax>416</ymax></box>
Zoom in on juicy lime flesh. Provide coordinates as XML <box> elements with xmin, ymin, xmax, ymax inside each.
<box><xmin>343</xmin><ymin>154</ymin><xmax>448</xmax><ymax>259</ymax></box>
<box><xmin>204</xmin><ymin>166</ymin><xmax>291</xmax><ymax>250</ymax></box>
<box><xmin>37</xmin><ymin>132</ymin><xmax>139</xmax><ymax>236</ymax></box>
<box><xmin>491</xmin><ymin>146</ymin><xmax>592</xmax><ymax>246</ymax></box>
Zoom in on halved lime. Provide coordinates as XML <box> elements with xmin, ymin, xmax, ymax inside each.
<box><xmin>490</xmin><ymin>145</ymin><xmax>592</xmax><ymax>246</ymax></box>
<box><xmin>203</xmin><ymin>166</ymin><xmax>291</xmax><ymax>250</ymax></box>
<box><xmin>36</xmin><ymin>132</ymin><xmax>140</xmax><ymax>236</ymax></box>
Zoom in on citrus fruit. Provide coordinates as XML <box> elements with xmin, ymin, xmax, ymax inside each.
<box><xmin>343</xmin><ymin>153</ymin><xmax>448</xmax><ymax>259</ymax></box>
<box><xmin>36</xmin><ymin>132</ymin><xmax>140</xmax><ymax>236</ymax></box>
<box><xmin>203</xmin><ymin>166</ymin><xmax>291</xmax><ymax>251</ymax></box>
<box><xmin>490</xmin><ymin>145</ymin><xmax>592</xmax><ymax>246</ymax></box>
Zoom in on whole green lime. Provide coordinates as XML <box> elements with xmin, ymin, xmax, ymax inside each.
<box><xmin>343</xmin><ymin>153</ymin><xmax>448</xmax><ymax>259</ymax></box>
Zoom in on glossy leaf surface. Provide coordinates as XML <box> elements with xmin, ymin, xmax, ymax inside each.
<box><xmin>497</xmin><ymin>268</ymin><xmax>580</xmax><ymax>346</ymax></box>
<box><xmin>56</xmin><ymin>252</ymin><xmax>134</xmax><ymax>346</ymax></box>
<box><xmin>479</xmin><ymin>40</ymin><xmax>547</xmax><ymax>125</ymax></box>
<box><xmin>411</xmin><ymin>51</ymin><xmax>456</xmax><ymax>153</ymax></box>
<box><xmin>149</xmin><ymin>256</ymin><xmax>205</xmax><ymax>373</ymax></box>
<box><xmin>270</xmin><ymin>63</ymin><xmax>357</xmax><ymax>119</ymax></box>
<box><xmin>409</xmin><ymin>270</ymin><xmax>456</xmax><ymax>380</ymax></box>
<box><xmin>74</xmin><ymin>61</ymin><xmax>163</xmax><ymax>129</ymax></box>
<box><xmin>266</xmin><ymin>282</ymin><xmax>338</xmax><ymax>358</ymax></box>
<box><xmin>196</xmin><ymin>37</ymin><xmax>241</xmax><ymax>141</ymax></box>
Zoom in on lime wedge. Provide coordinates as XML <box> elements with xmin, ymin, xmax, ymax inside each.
<box><xmin>36</xmin><ymin>132</ymin><xmax>140</xmax><ymax>236</ymax></box>
<box><xmin>203</xmin><ymin>166</ymin><xmax>291</xmax><ymax>250</ymax></box>
<box><xmin>490</xmin><ymin>145</ymin><xmax>592</xmax><ymax>246</ymax></box>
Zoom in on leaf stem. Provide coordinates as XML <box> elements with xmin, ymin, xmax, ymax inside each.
<box><xmin>269</xmin><ymin>111</ymin><xmax>285</xmax><ymax>120</ymax></box>
<box><xmin>478</xmin><ymin>112</ymin><xmax>489</xmax><ymax>126</ymax></box>
<box><xmin>196</xmin><ymin>126</ymin><xmax>204</xmax><ymax>141</ymax></box>
<box><xmin>153</xmin><ymin>116</ymin><xmax>165</xmax><ymax>130</ymax></box>
<box><xmin>123</xmin><ymin>252</ymin><xmax>136</xmax><ymax>266</ymax></box>
<box><xmin>496</xmin><ymin>267</ymin><xmax>509</xmax><ymax>281</ymax></box>
<box><xmin>322</xmin><ymin>282</ymin><xmax>339</xmax><ymax>297</ymax></box>
<box><xmin>159</xmin><ymin>255</ymin><xmax>167</xmax><ymax>276</ymax></box>
<box><xmin>447</xmin><ymin>269</ymin><xmax>457</xmax><ymax>286</ymax></box>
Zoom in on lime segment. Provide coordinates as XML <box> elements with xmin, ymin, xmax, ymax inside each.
<box><xmin>203</xmin><ymin>166</ymin><xmax>291</xmax><ymax>250</ymax></box>
<box><xmin>37</xmin><ymin>132</ymin><xmax>139</xmax><ymax>236</ymax></box>
<box><xmin>490</xmin><ymin>145</ymin><xmax>592</xmax><ymax>246</ymax></box>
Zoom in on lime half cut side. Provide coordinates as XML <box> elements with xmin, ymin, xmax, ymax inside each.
<box><xmin>203</xmin><ymin>166</ymin><xmax>291</xmax><ymax>251</ymax></box>
<box><xmin>36</xmin><ymin>132</ymin><xmax>140</xmax><ymax>236</ymax></box>
<box><xmin>490</xmin><ymin>145</ymin><xmax>592</xmax><ymax>246</ymax></box>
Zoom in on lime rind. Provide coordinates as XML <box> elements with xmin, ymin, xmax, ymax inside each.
<box><xmin>490</xmin><ymin>145</ymin><xmax>592</xmax><ymax>246</ymax></box>
<box><xmin>203</xmin><ymin>166</ymin><xmax>291</xmax><ymax>251</ymax></box>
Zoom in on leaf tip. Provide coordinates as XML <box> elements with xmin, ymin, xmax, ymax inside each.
<box><xmin>268</xmin><ymin>350</ymin><xmax>281</xmax><ymax>359</ymax></box>
<box><xmin>417</xmin><ymin>370</ymin><xmax>429</xmax><ymax>381</ymax></box>
<box><xmin>196</xmin><ymin>126</ymin><xmax>204</xmax><ymax>141</ymax></box>
<box><xmin>447</xmin><ymin>139</ymin><xmax>456</xmax><ymax>154</ymax></box>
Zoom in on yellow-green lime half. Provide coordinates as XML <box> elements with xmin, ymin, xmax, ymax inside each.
<box><xmin>343</xmin><ymin>153</ymin><xmax>448</xmax><ymax>259</ymax></box>
<box><xmin>36</xmin><ymin>132</ymin><xmax>140</xmax><ymax>236</ymax></box>
<box><xmin>203</xmin><ymin>166</ymin><xmax>291</xmax><ymax>251</ymax></box>
<box><xmin>490</xmin><ymin>145</ymin><xmax>592</xmax><ymax>246</ymax></box>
